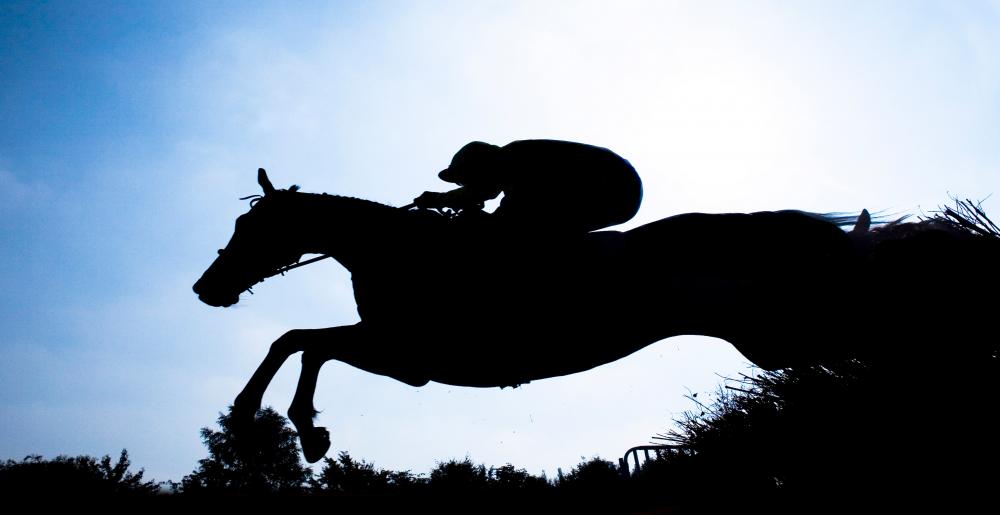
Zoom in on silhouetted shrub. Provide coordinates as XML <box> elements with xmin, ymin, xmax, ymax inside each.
<box><xmin>555</xmin><ymin>457</ymin><xmax>621</xmax><ymax>494</ymax></box>
<box><xmin>0</xmin><ymin>449</ymin><xmax>159</xmax><ymax>497</ymax></box>
<box><xmin>312</xmin><ymin>451</ymin><xmax>425</xmax><ymax>495</ymax></box>
<box><xmin>428</xmin><ymin>457</ymin><xmax>489</xmax><ymax>493</ymax></box>
<box><xmin>180</xmin><ymin>406</ymin><xmax>311</xmax><ymax>495</ymax></box>
<box><xmin>314</xmin><ymin>451</ymin><xmax>385</xmax><ymax>494</ymax></box>
<box><xmin>489</xmin><ymin>463</ymin><xmax>549</xmax><ymax>493</ymax></box>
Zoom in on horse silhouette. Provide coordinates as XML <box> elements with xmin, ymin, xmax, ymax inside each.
<box><xmin>193</xmin><ymin>169</ymin><xmax>998</xmax><ymax>463</ymax></box>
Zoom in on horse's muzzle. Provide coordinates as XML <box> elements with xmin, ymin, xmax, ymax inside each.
<box><xmin>193</xmin><ymin>279</ymin><xmax>240</xmax><ymax>307</ymax></box>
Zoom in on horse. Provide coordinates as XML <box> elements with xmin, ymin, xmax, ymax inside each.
<box><xmin>193</xmin><ymin>169</ymin><xmax>999</xmax><ymax>463</ymax></box>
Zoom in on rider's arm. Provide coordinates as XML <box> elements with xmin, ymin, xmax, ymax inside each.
<box><xmin>413</xmin><ymin>185</ymin><xmax>495</xmax><ymax>212</ymax></box>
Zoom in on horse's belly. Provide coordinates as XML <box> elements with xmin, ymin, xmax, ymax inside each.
<box><xmin>354</xmin><ymin>235</ymin><xmax>630</xmax><ymax>328</ymax></box>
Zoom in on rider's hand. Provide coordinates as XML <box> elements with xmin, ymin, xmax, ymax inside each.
<box><xmin>414</xmin><ymin>191</ymin><xmax>450</xmax><ymax>209</ymax></box>
<box><xmin>414</xmin><ymin>188</ymin><xmax>484</xmax><ymax>211</ymax></box>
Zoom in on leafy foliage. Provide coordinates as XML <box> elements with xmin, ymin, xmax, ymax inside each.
<box><xmin>489</xmin><ymin>463</ymin><xmax>549</xmax><ymax>493</ymax></box>
<box><xmin>312</xmin><ymin>453</ymin><xmax>552</xmax><ymax>497</ymax></box>
<box><xmin>428</xmin><ymin>457</ymin><xmax>489</xmax><ymax>493</ymax></box>
<box><xmin>554</xmin><ymin>457</ymin><xmax>621</xmax><ymax>494</ymax></box>
<box><xmin>180</xmin><ymin>406</ymin><xmax>311</xmax><ymax>495</ymax></box>
<box><xmin>0</xmin><ymin>449</ymin><xmax>159</xmax><ymax>496</ymax></box>
<box><xmin>313</xmin><ymin>451</ymin><xmax>423</xmax><ymax>495</ymax></box>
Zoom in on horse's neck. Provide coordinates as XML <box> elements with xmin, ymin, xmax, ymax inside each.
<box><xmin>290</xmin><ymin>193</ymin><xmax>402</xmax><ymax>264</ymax></box>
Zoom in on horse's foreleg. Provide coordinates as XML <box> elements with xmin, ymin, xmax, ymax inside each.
<box><xmin>286</xmin><ymin>325</ymin><xmax>368</xmax><ymax>463</ymax></box>
<box><xmin>285</xmin><ymin>325</ymin><xmax>429</xmax><ymax>463</ymax></box>
<box><xmin>232</xmin><ymin>327</ymin><xmax>323</xmax><ymax>424</ymax></box>
<box><xmin>288</xmin><ymin>345</ymin><xmax>334</xmax><ymax>464</ymax></box>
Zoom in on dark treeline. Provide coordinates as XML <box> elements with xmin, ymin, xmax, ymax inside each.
<box><xmin>0</xmin><ymin>449</ymin><xmax>159</xmax><ymax>496</ymax></box>
<box><xmin>3</xmin><ymin>338</ymin><xmax>997</xmax><ymax>513</ymax></box>
<box><xmin>175</xmin><ymin>406</ymin><xmax>633</xmax><ymax>500</ymax></box>
<box><xmin>0</xmin><ymin>405</ymin><xmax>630</xmax><ymax>499</ymax></box>
<box><xmin>5</xmin><ymin>333</ymin><xmax>996</xmax><ymax>513</ymax></box>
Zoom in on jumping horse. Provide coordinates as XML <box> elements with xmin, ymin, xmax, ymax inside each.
<box><xmin>193</xmin><ymin>169</ymin><xmax>998</xmax><ymax>463</ymax></box>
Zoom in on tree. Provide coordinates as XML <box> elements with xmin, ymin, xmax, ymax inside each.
<box><xmin>313</xmin><ymin>451</ymin><xmax>425</xmax><ymax>495</ymax></box>
<box><xmin>428</xmin><ymin>457</ymin><xmax>489</xmax><ymax>493</ymax></box>
<box><xmin>0</xmin><ymin>449</ymin><xmax>159</xmax><ymax>496</ymax></box>
<box><xmin>556</xmin><ymin>457</ymin><xmax>621</xmax><ymax>492</ymax></box>
<box><xmin>313</xmin><ymin>451</ymin><xmax>387</xmax><ymax>494</ymax></box>
<box><xmin>490</xmin><ymin>463</ymin><xmax>550</xmax><ymax>493</ymax></box>
<box><xmin>181</xmin><ymin>406</ymin><xmax>311</xmax><ymax>495</ymax></box>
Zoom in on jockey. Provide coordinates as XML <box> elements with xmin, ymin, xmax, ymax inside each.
<box><xmin>413</xmin><ymin>140</ymin><xmax>643</xmax><ymax>234</ymax></box>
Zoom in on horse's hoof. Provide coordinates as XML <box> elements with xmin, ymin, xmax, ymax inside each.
<box><xmin>301</xmin><ymin>426</ymin><xmax>331</xmax><ymax>463</ymax></box>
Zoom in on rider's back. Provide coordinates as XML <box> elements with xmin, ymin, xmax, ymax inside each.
<box><xmin>493</xmin><ymin>140</ymin><xmax>643</xmax><ymax>233</ymax></box>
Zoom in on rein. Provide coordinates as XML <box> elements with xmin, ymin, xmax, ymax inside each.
<box><xmin>258</xmin><ymin>254</ymin><xmax>334</xmax><ymax>282</ymax></box>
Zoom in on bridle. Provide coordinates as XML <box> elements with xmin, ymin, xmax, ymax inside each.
<box><xmin>256</xmin><ymin>253</ymin><xmax>332</xmax><ymax>282</ymax></box>
<box><xmin>240</xmin><ymin>202</ymin><xmax>424</xmax><ymax>292</ymax></box>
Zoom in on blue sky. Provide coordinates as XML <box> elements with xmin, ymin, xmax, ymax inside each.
<box><xmin>2</xmin><ymin>1</ymin><xmax>999</xmax><ymax>482</ymax></box>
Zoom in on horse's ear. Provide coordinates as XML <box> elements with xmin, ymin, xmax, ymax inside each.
<box><xmin>851</xmin><ymin>209</ymin><xmax>871</xmax><ymax>234</ymax></box>
<box><xmin>258</xmin><ymin>168</ymin><xmax>276</xmax><ymax>195</ymax></box>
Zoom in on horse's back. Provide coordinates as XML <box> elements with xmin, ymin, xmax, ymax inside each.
<box><xmin>625</xmin><ymin>210</ymin><xmax>855</xmax><ymax>273</ymax></box>
<box><xmin>622</xmin><ymin>210</ymin><xmax>862</xmax><ymax>368</ymax></box>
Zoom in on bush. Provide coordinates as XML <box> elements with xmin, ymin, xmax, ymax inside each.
<box><xmin>180</xmin><ymin>406</ymin><xmax>311</xmax><ymax>495</ymax></box>
<box><xmin>313</xmin><ymin>451</ymin><xmax>425</xmax><ymax>495</ymax></box>
<box><xmin>0</xmin><ymin>449</ymin><xmax>159</xmax><ymax>497</ymax></box>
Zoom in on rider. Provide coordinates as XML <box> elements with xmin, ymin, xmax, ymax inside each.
<box><xmin>413</xmin><ymin>140</ymin><xmax>643</xmax><ymax>234</ymax></box>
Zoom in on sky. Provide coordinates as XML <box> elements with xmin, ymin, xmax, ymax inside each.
<box><xmin>2</xmin><ymin>0</ymin><xmax>999</xmax><ymax>482</ymax></box>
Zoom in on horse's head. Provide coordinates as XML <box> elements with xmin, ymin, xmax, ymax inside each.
<box><xmin>193</xmin><ymin>169</ymin><xmax>306</xmax><ymax>307</ymax></box>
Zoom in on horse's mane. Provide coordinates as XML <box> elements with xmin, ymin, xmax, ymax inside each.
<box><xmin>796</xmin><ymin>200</ymin><xmax>998</xmax><ymax>245</ymax></box>
<box><xmin>317</xmin><ymin>192</ymin><xmax>399</xmax><ymax>211</ymax></box>
<box><xmin>796</xmin><ymin>211</ymin><xmax>870</xmax><ymax>227</ymax></box>
<box><xmin>244</xmin><ymin>187</ymin><xmax>403</xmax><ymax>214</ymax></box>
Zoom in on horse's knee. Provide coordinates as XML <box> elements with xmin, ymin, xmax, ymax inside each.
<box><xmin>270</xmin><ymin>329</ymin><xmax>304</xmax><ymax>356</ymax></box>
<box><xmin>301</xmin><ymin>348</ymin><xmax>332</xmax><ymax>369</ymax></box>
